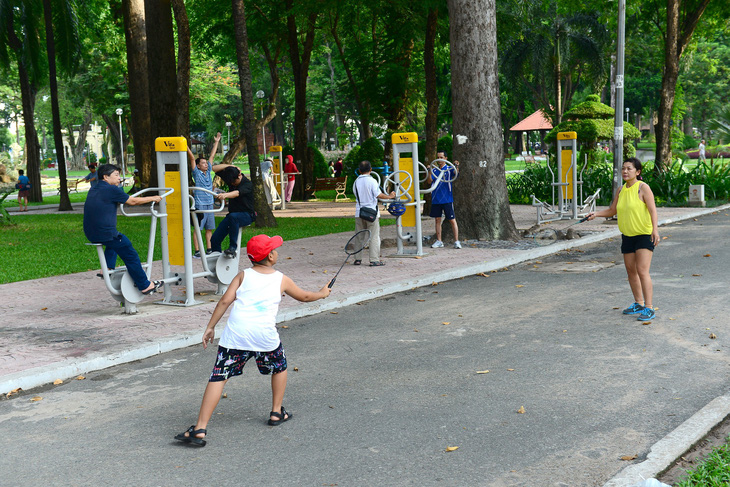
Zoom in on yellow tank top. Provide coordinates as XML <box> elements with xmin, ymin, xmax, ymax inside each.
<box><xmin>617</xmin><ymin>181</ymin><xmax>653</xmax><ymax>236</ymax></box>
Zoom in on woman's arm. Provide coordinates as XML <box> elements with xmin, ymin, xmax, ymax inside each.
<box><xmin>640</xmin><ymin>183</ymin><xmax>660</xmax><ymax>245</ymax></box>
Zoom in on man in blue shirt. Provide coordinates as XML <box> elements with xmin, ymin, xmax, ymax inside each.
<box><xmin>426</xmin><ymin>151</ymin><xmax>461</xmax><ymax>249</ymax></box>
<box><xmin>187</xmin><ymin>133</ymin><xmax>224</xmax><ymax>258</ymax></box>
<box><xmin>82</xmin><ymin>164</ymin><xmax>98</xmax><ymax>188</ymax></box>
<box><xmin>83</xmin><ymin>164</ymin><xmax>163</xmax><ymax>294</ymax></box>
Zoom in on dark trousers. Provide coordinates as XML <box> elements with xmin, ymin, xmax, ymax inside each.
<box><xmin>211</xmin><ymin>212</ymin><xmax>255</xmax><ymax>252</ymax></box>
<box><xmin>101</xmin><ymin>233</ymin><xmax>150</xmax><ymax>290</ymax></box>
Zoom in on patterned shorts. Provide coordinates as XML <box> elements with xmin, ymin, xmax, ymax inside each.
<box><xmin>209</xmin><ymin>343</ymin><xmax>287</xmax><ymax>382</ymax></box>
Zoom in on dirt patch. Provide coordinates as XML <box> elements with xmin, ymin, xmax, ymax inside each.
<box><xmin>657</xmin><ymin>413</ymin><xmax>730</xmax><ymax>485</ymax></box>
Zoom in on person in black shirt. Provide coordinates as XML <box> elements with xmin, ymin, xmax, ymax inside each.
<box><xmin>211</xmin><ymin>165</ymin><xmax>256</xmax><ymax>258</ymax></box>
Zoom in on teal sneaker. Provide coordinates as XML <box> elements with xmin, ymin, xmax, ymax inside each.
<box><xmin>637</xmin><ymin>307</ymin><xmax>655</xmax><ymax>321</ymax></box>
<box><xmin>622</xmin><ymin>302</ymin><xmax>644</xmax><ymax>315</ymax></box>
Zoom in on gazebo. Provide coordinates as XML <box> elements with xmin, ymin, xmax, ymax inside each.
<box><xmin>509</xmin><ymin>109</ymin><xmax>553</xmax><ymax>154</ymax></box>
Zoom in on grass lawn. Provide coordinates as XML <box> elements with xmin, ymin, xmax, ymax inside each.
<box><xmin>0</xmin><ymin>214</ymin><xmax>394</xmax><ymax>284</ymax></box>
<box><xmin>674</xmin><ymin>437</ymin><xmax>730</xmax><ymax>486</ymax></box>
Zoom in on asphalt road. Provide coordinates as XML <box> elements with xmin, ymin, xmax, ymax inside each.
<box><xmin>2</xmin><ymin>211</ymin><xmax>729</xmax><ymax>487</ymax></box>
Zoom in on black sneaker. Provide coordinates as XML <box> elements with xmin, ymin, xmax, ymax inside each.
<box><xmin>193</xmin><ymin>251</ymin><xmax>201</xmax><ymax>259</ymax></box>
<box><xmin>224</xmin><ymin>249</ymin><xmax>237</xmax><ymax>259</ymax></box>
<box><xmin>206</xmin><ymin>248</ymin><xmax>213</xmax><ymax>255</ymax></box>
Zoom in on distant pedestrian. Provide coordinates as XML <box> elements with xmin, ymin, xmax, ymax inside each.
<box><xmin>82</xmin><ymin>164</ymin><xmax>98</xmax><ymax>188</ymax></box>
<box><xmin>16</xmin><ymin>169</ymin><xmax>30</xmax><ymax>212</ymax></box>
<box><xmin>283</xmin><ymin>155</ymin><xmax>298</xmax><ymax>203</ymax></box>
<box><xmin>352</xmin><ymin>160</ymin><xmax>395</xmax><ymax>266</ymax></box>
<box><xmin>588</xmin><ymin>157</ymin><xmax>659</xmax><ymax>321</ymax></box>
<box><xmin>328</xmin><ymin>161</ymin><xmax>335</xmax><ymax>177</ymax></box>
<box><xmin>699</xmin><ymin>139</ymin><xmax>706</xmax><ymax>163</ymax></box>
<box><xmin>127</xmin><ymin>168</ymin><xmax>142</xmax><ymax>195</ymax></box>
<box><xmin>334</xmin><ymin>157</ymin><xmax>343</xmax><ymax>177</ymax></box>
<box><xmin>174</xmin><ymin>234</ymin><xmax>331</xmax><ymax>447</ymax></box>
<box><xmin>188</xmin><ymin>133</ymin><xmax>224</xmax><ymax>258</ymax></box>
<box><xmin>426</xmin><ymin>151</ymin><xmax>461</xmax><ymax>249</ymax></box>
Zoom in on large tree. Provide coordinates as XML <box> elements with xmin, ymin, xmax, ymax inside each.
<box><xmin>447</xmin><ymin>0</ymin><xmax>518</xmax><ymax>241</ymax></box>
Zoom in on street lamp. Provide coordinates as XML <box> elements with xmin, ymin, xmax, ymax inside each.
<box><xmin>625</xmin><ymin>107</ymin><xmax>630</xmax><ymax>123</ymax></box>
<box><xmin>116</xmin><ymin>108</ymin><xmax>124</xmax><ymax>175</ymax></box>
<box><xmin>225</xmin><ymin>120</ymin><xmax>232</xmax><ymax>153</ymax></box>
<box><xmin>256</xmin><ymin>90</ymin><xmax>266</xmax><ymax>155</ymax></box>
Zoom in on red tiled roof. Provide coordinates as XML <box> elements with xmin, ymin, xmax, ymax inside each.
<box><xmin>509</xmin><ymin>110</ymin><xmax>553</xmax><ymax>132</ymax></box>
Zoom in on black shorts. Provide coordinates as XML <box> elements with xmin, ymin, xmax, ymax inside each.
<box><xmin>621</xmin><ymin>234</ymin><xmax>654</xmax><ymax>254</ymax></box>
<box><xmin>209</xmin><ymin>343</ymin><xmax>287</xmax><ymax>382</ymax></box>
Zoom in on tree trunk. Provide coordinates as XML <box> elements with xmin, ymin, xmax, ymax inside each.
<box><xmin>447</xmin><ymin>0</ymin><xmax>518</xmax><ymax>241</ymax></box>
<box><xmin>654</xmin><ymin>0</ymin><xmax>711</xmax><ymax>171</ymax></box>
<box><xmin>171</xmin><ymin>0</ymin><xmax>190</xmax><ymax>137</ymax></box>
<box><xmin>286</xmin><ymin>1</ymin><xmax>318</xmax><ymax>200</ymax></box>
<box><xmin>42</xmin><ymin>0</ymin><xmax>72</xmax><ymax>211</ymax></box>
<box><xmin>6</xmin><ymin>12</ymin><xmax>42</xmax><ymax>203</ymax></box>
<box><xmin>122</xmin><ymin>0</ymin><xmax>153</xmax><ymax>187</ymax></box>
<box><xmin>423</xmin><ymin>7</ymin><xmax>439</xmax><ymax>165</ymax></box>
<box><xmin>231</xmin><ymin>0</ymin><xmax>276</xmax><ymax>227</ymax></box>
<box><xmin>145</xmin><ymin>0</ymin><xmax>177</xmax><ymax>184</ymax></box>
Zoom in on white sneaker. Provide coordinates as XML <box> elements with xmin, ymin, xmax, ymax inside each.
<box><xmin>454</xmin><ymin>241</ymin><xmax>462</xmax><ymax>249</ymax></box>
<box><xmin>431</xmin><ymin>240</ymin><xmax>444</xmax><ymax>248</ymax></box>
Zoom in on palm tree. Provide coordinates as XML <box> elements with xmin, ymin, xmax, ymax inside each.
<box><xmin>708</xmin><ymin>106</ymin><xmax>730</xmax><ymax>144</ymax></box>
<box><xmin>499</xmin><ymin>1</ymin><xmax>610</xmax><ymax>125</ymax></box>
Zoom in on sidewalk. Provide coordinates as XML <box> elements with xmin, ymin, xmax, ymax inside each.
<box><xmin>2</xmin><ymin>202</ymin><xmax>728</xmax><ymax>484</ymax></box>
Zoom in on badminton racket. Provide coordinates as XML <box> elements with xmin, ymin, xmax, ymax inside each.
<box><xmin>328</xmin><ymin>229</ymin><xmax>371</xmax><ymax>288</ymax></box>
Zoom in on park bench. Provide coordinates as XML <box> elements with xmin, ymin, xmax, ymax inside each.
<box><xmin>57</xmin><ymin>178</ymin><xmax>85</xmax><ymax>195</ymax></box>
<box><xmin>521</xmin><ymin>151</ymin><xmax>536</xmax><ymax>164</ymax></box>
<box><xmin>310</xmin><ymin>176</ymin><xmax>348</xmax><ymax>201</ymax></box>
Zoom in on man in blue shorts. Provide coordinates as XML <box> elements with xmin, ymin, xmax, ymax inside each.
<box><xmin>426</xmin><ymin>151</ymin><xmax>461</xmax><ymax>249</ymax></box>
<box><xmin>187</xmin><ymin>133</ymin><xmax>224</xmax><ymax>258</ymax></box>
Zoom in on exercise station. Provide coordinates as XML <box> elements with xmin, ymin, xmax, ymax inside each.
<box><xmin>385</xmin><ymin>132</ymin><xmax>458</xmax><ymax>257</ymax></box>
<box><xmin>89</xmin><ymin>137</ymin><xmax>241</xmax><ymax>314</ymax></box>
<box><xmin>530</xmin><ymin>131</ymin><xmax>600</xmax><ymax>224</ymax></box>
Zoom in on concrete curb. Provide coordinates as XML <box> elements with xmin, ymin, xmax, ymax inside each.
<box><xmin>4</xmin><ymin>203</ymin><xmax>728</xmax><ymax>399</ymax></box>
<box><xmin>603</xmin><ymin>393</ymin><xmax>730</xmax><ymax>487</ymax></box>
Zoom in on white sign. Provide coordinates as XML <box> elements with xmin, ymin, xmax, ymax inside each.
<box><xmin>614</xmin><ymin>126</ymin><xmax>623</xmax><ymax>140</ymax></box>
<box><xmin>616</xmin><ymin>75</ymin><xmax>624</xmax><ymax>89</ymax></box>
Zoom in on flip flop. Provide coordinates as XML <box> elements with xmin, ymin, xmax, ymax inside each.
<box><xmin>141</xmin><ymin>280</ymin><xmax>163</xmax><ymax>295</ymax></box>
<box><xmin>174</xmin><ymin>425</ymin><xmax>207</xmax><ymax>446</ymax></box>
<box><xmin>268</xmin><ymin>407</ymin><xmax>292</xmax><ymax>426</ymax></box>
<box><xmin>369</xmin><ymin>261</ymin><xmax>385</xmax><ymax>266</ymax></box>
<box><xmin>353</xmin><ymin>260</ymin><xmax>362</xmax><ymax>266</ymax></box>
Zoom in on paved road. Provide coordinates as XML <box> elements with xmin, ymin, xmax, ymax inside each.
<box><xmin>2</xmin><ymin>212</ymin><xmax>728</xmax><ymax>486</ymax></box>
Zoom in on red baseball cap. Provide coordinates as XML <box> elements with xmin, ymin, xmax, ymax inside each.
<box><xmin>246</xmin><ymin>234</ymin><xmax>283</xmax><ymax>262</ymax></box>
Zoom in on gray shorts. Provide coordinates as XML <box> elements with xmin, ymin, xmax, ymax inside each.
<box><xmin>195</xmin><ymin>203</ymin><xmax>216</xmax><ymax>230</ymax></box>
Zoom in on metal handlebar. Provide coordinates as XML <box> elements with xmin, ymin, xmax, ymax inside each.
<box><xmin>383</xmin><ymin>170</ymin><xmax>413</xmax><ymax>203</ymax></box>
<box><xmin>188</xmin><ymin>187</ymin><xmax>226</xmax><ymax>213</ymax></box>
<box><xmin>121</xmin><ymin>187</ymin><xmax>174</xmax><ymax>217</ymax></box>
<box><xmin>428</xmin><ymin>159</ymin><xmax>459</xmax><ymax>183</ymax></box>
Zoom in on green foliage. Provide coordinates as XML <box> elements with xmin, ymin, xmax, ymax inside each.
<box><xmin>564</xmin><ymin>94</ymin><xmax>613</xmax><ymax>119</ymax></box>
<box><xmin>682</xmin><ymin>134</ymin><xmax>698</xmax><ymax>151</ymax></box>
<box><xmin>437</xmin><ymin>135</ymin><xmax>453</xmax><ymax>158</ymax></box>
<box><xmin>708</xmin><ymin>105</ymin><xmax>730</xmax><ymax>144</ymax></box>
<box><xmin>343</xmin><ymin>145</ymin><xmax>362</xmax><ymax>193</ymax></box>
<box><xmin>308</xmin><ymin>144</ymin><xmax>328</xmax><ymax>179</ymax></box>
<box><xmin>674</xmin><ymin>436</ymin><xmax>730</xmax><ymax>486</ymax></box>
<box><xmin>641</xmin><ymin>159</ymin><xmax>730</xmax><ymax>204</ymax></box>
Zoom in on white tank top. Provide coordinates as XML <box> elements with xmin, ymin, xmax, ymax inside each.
<box><xmin>219</xmin><ymin>269</ymin><xmax>284</xmax><ymax>352</ymax></box>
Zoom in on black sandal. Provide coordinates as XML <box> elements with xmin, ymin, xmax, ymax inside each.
<box><xmin>353</xmin><ymin>260</ymin><xmax>362</xmax><ymax>266</ymax></box>
<box><xmin>268</xmin><ymin>407</ymin><xmax>292</xmax><ymax>426</ymax></box>
<box><xmin>174</xmin><ymin>425</ymin><xmax>207</xmax><ymax>446</ymax></box>
<box><xmin>141</xmin><ymin>280</ymin><xmax>163</xmax><ymax>295</ymax></box>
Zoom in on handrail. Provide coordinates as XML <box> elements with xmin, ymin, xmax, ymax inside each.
<box><xmin>188</xmin><ymin>187</ymin><xmax>226</xmax><ymax>213</ymax></box>
<box><xmin>121</xmin><ymin>187</ymin><xmax>174</xmax><ymax>218</ymax></box>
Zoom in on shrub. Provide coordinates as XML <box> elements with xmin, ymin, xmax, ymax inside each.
<box><xmin>343</xmin><ymin>145</ymin><xmax>362</xmax><ymax>193</ymax></box>
<box><xmin>308</xmin><ymin>144</ymin><xmax>329</xmax><ymax>179</ymax></box>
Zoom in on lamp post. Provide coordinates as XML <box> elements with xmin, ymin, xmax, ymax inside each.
<box><xmin>256</xmin><ymin>90</ymin><xmax>266</xmax><ymax>155</ymax></box>
<box><xmin>225</xmin><ymin>121</ymin><xmax>231</xmax><ymax>153</ymax></box>
<box><xmin>116</xmin><ymin>108</ymin><xmax>124</xmax><ymax>175</ymax></box>
<box><xmin>625</xmin><ymin>107</ymin><xmax>630</xmax><ymax>123</ymax></box>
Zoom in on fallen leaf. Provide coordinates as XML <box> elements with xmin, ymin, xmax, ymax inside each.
<box><xmin>642</xmin><ymin>321</ymin><xmax>651</xmax><ymax>325</ymax></box>
<box><xmin>294</xmin><ymin>367</ymin><xmax>299</xmax><ymax>372</ymax></box>
<box><xmin>476</xmin><ymin>370</ymin><xmax>490</xmax><ymax>374</ymax></box>
<box><xmin>417</xmin><ymin>299</ymin><xmax>426</xmax><ymax>302</ymax></box>
<box><xmin>330</xmin><ymin>311</ymin><xmax>338</xmax><ymax>314</ymax></box>
<box><xmin>445</xmin><ymin>446</ymin><xmax>459</xmax><ymax>452</ymax></box>
<box><xmin>662</xmin><ymin>236</ymin><xmax>668</xmax><ymax>240</ymax></box>
<box><xmin>613</xmin><ymin>307</ymin><xmax>620</xmax><ymax>310</ymax></box>
<box><xmin>477</xmin><ymin>272</ymin><xmax>490</xmax><ymax>277</ymax></box>
<box><xmin>431</xmin><ymin>282</ymin><xmax>439</xmax><ymax>286</ymax></box>
<box><xmin>442</xmin><ymin>322</ymin><xmax>451</xmax><ymax>325</ymax></box>
<box><xmin>222</xmin><ymin>393</ymin><xmax>227</xmax><ymax>398</ymax></box>
<box><xmin>414</xmin><ymin>329</ymin><xmax>419</xmax><ymax>332</ymax></box>
<box><xmin>41</xmin><ymin>307</ymin><xmax>48</xmax><ymax>311</ymax></box>
<box><xmin>209</xmin><ymin>299</ymin><xmax>215</xmax><ymax>302</ymax></box>
<box><xmin>76</xmin><ymin>375</ymin><xmax>85</xmax><ymax>380</ymax></box>
<box><xmin>53</xmin><ymin>379</ymin><xmax>63</xmax><ymax>385</ymax></box>
<box><xmin>536</xmin><ymin>261</ymin><xmax>542</xmax><ymax>264</ymax></box>
<box><xmin>286</xmin><ymin>257</ymin><xmax>292</xmax><ymax>259</ymax></box>
<box><xmin>710</xmin><ymin>333</ymin><xmax>717</xmax><ymax>339</ymax></box>
<box><xmin>517</xmin><ymin>406</ymin><xmax>526</xmax><ymax>414</ymax></box>
<box><xmin>281</xmin><ymin>325</ymin><xmax>289</xmax><ymax>329</ymax></box>
<box><xmin>507</xmin><ymin>369</ymin><xmax>515</xmax><ymax>371</ymax></box>
<box><xmin>199</xmin><ymin>292</ymin><xmax>208</xmax><ymax>296</ymax></box>
<box><xmin>692</xmin><ymin>274</ymin><xmax>702</xmax><ymax>277</ymax></box>
<box><xmin>308</xmin><ymin>252</ymin><xmax>314</xmax><ymax>255</ymax></box>
<box><xmin>30</xmin><ymin>396</ymin><xmax>43</xmax><ymax>402</ymax></box>
<box><xmin>704</xmin><ymin>254</ymin><xmax>711</xmax><ymax>257</ymax></box>
<box><xmin>669</xmin><ymin>318</ymin><xmax>675</xmax><ymax>321</ymax></box>
<box><xmin>563</xmin><ymin>330</ymin><xmax>567</xmax><ymax>333</ymax></box>
<box><xmin>323</xmin><ymin>270</ymin><xmax>328</xmax><ymax>273</ymax></box>
<box><xmin>515</xmin><ymin>285</ymin><xmax>524</xmax><ymax>288</ymax></box>
<box><xmin>621</xmin><ymin>454</ymin><xmax>637</xmax><ymax>461</ymax></box>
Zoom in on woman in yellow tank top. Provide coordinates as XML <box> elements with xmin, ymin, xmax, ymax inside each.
<box><xmin>587</xmin><ymin>158</ymin><xmax>659</xmax><ymax>321</ymax></box>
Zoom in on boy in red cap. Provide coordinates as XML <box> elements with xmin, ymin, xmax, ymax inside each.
<box><xmin>175</xmin><ymin>234</ymin><xmax>331</xmax><ymax>446</ymax></box>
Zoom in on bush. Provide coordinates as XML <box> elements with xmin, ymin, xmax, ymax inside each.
<box><xmin>682</xmin><ymin>134</ymin><xmax>698</xmax><ymax>150</ymax></box>
<box><xmin>343</xmin><ymin>145</ymin><xmax>362</xmax><ymax>193</ymax></box>
<box><xmin>437</xmin><ymin>135</ymin><xmax>453</xmax><ymax>158</ymax></box>
<box><xmin>308</xmin><ymin>144</ymin><xmax>328</xmax><ymax>179</ymax></box>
